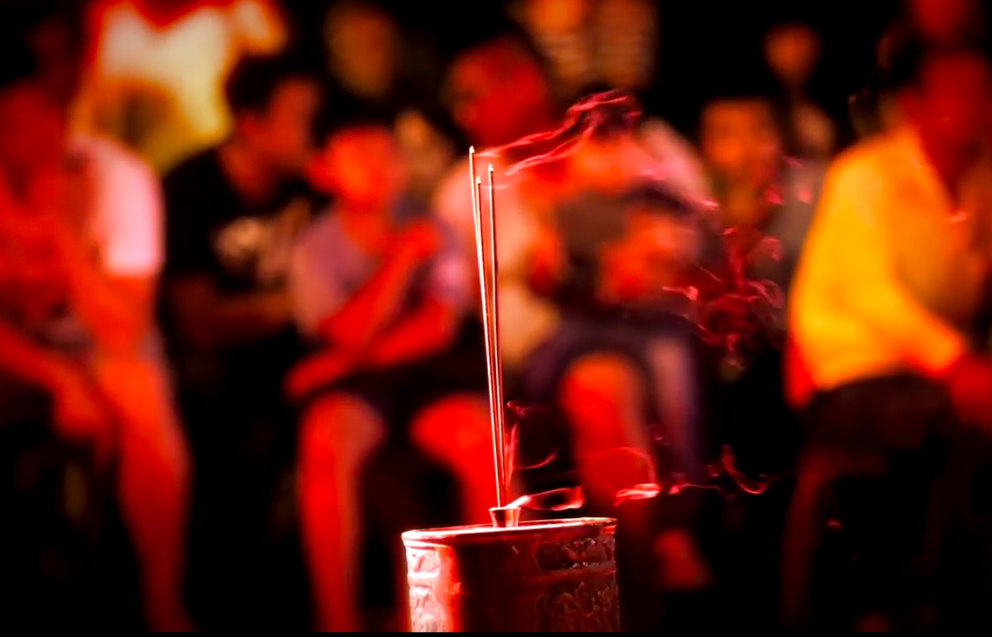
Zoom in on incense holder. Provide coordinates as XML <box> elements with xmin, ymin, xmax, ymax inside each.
<box><xmin>402</xmin><ymin>518</ymin><xmax>620</xmax><ymax>632</ymax></box>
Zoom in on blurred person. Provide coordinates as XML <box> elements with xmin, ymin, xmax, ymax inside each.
<box><xmin>161</xmin><ymin>52</ymin><xmax>321</xmax><ymax>629</ymax></box>
<box><xmin>435</xmin><ymin>36</ymin><xmax>709</xmax><ymax>374</ymax></box>
<box><xmin>850</xmin><ymin>0</ymin><xmax>990</xmax><ymax>140</ymax></box>
<box><xmin>699</xmin><ymin>85</ymin><xmax>825</xmax><ymax>295</ymax></box>
<box><xmin>787</xmin><ymin>40</ymin><xmax>992</xmax><ymax>627</ymax></box>
<box><xmin>763</xmin><ymin>21</ymin><xmax>836</xmax><ymax>159</ymax></box>
<box><xmin>322</xmin><ymin>0</ymin><xmax>457</xmax><ymax>203</ymax></box>
<box><xmin>515</xmin><ymin>103</ymin><xmax>711</xmax><ymax>594</ymax></box>
<box><xmin>697</xmin><ymin>84</ymin><xmax>824</xmax><ymax>509</ymax></box>
<box><xmin>908</xmin><ymin>0</ymin><xmax>988</xmax><ymax>46</ymax></box>
<box><xmin>77</xmin><ymin>0</ymin><xmax>287</xmax><ymax>172</ymax></box>
<box><xmin>287</xmin><ymin>102</ymin><xmax>489</xmax><ymax>632</ymax></box>
<box><xmin>0</xmin><ymin>1</ymin><xmax>190</xmax><ymax>630</ymax></box>
<box><xmin>509</xmin><ymin>0</ymin><xmax>709</xmax><ymax>202</ymax></box>
<box><xmin>509</xmin><ymin>0</ymin><xmax>657</xmax><ymax>104</ymax></box>
<box><xmin>435</xmin><ymin>35</ymin><xmax>563</xmax><ymax>375</ymax></box>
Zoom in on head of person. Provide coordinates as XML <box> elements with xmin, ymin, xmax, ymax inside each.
<box><xmin>891</xmin><ymin>39</ymin><xmax>992</xmax><ymax>172</ymax></box>
<box><xmin>908</xmin><ymin>0</ymin><xmax>985</xmax><ymax>45</ymax></box>
<box><xmin>309</xmin><ymin>102</ymin><xmax>406</xmax><ymax>208</ymax></box>
<box><xmin>514</xmin><ymin>0</ymin><xmax>592</xmax><ymax>34</ymax></box>
<box><xmin>224</xmin><ymin>52</ymin><xmax>323</xmax><ymax>178</ymax></box>
<box><xmin>699</xmin><ymin>88</ymin><xmax>784</xmax><ymax>194</ymax></box>
<box><xmin>0</xmin><ymin>12</ymin><xmax>68</xmax><ymax>185</ymax></box>
<box><xmin>0</xmin><ymin>0</ymin><xmax>87</xmax><ymax>111</ymax></box>
<box><xmin>443</xmin><ymin>36</ymin><xmax>555</xmax><ymax>149</ymax></box>
<box><xmin>763</xmin><ymin>21</ymin><xmax>821</xmax><ymax>90</ymax></box>
<box><xmin>324</xmin><ymin>0</ymin><xmax>398</xmax><ymax>99</ymax></box>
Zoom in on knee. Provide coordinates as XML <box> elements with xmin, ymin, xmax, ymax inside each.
<box><xmin>93</xmin><ymin>356</ymin><xmax>189</xmax><ymax>474</ymax></box>
<box><xmin>558</xmin><ymin>353</ymin><xmax>644</xmax><ymax>418</ymax></box>
<box><xmin>410</xmin><ymin>395</ymin><xmax>491</xmax><ymax>467</ymax></box>
<box><xmin>299</xmin><ymin>393</ymin><xmax>384</xmax><ymax>471</ymax></box>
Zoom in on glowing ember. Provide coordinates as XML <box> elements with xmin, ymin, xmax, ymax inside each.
<box><xmin>507</xmin><ymin>486</ymin><xmax>585</xmax><ymax>512</ymax></box>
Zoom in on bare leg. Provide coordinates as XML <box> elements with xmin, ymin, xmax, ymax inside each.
<box><xmin>297</xmin><ymin>392</ymin><xmax>384</xmax><ymax>633</ymax></box>
<box><xmin>92</xmin><ymin>356</ymin><xmax>192</xmax><ymax>632</ymax></box>
<box><xmin>557</xmin><ymin>352</ymin><xmax>710</xmax><ymax>591</ymax></box>
<box><xmin>410</xmin><ymin>394</ymin><xmax>495</xmax><ymax>525</ymax></box>
<box><xmin>558</xmin><ymin>353</ymin><xmax>654</xmax><ymax>504</ymax></box>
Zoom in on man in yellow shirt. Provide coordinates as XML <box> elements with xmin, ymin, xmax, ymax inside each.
<box><xmin>788</xmin><ymin>39</ymin><xmax>992</xmax><ymax>626</ymax></box>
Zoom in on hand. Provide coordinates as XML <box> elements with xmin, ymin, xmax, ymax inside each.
<box><xmin>944</xmin><ymin>354</ymin><xmax>992</xmax><ymax>430</ymax></box>
<box><xmin>394</xmin><ymin>221</ymin><xmax>441</xmax><ymax>264</ymax></box>
<box><xmin>48</xmin><ymin>364</ymin><xmax>112</xmax><ymax>441</ymax></box>
<box><xmin>285</xmin><ymin>350</ymin><xmax>356</xmax><ymax>403</ymax></box>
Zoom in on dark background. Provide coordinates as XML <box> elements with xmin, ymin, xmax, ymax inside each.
<box><xmin>283</xmin><ymin>0</ymin><xmax>899</xmax><ymax>140</ymax></box>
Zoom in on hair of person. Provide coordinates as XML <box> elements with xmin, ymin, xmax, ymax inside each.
<box><xmin>441</xmin><ymin>31</ymin><xmax>548</xmax><ymax>106</ymax></box>
<box><xmin>883</xmin><ymin>32</ymin><xmax>992</xmax><ymax>93</ymax></box>
<box><xmin>697</xmin><ymin>62</ymin><xmax>783</xmax><ymax>127</ymax></box>
<box><xmin>223</xmin><ymin>51</ymin><xmax>319</xmax><ymax>118</ymax></box>
<box><xmin>314</xmin><ymin>91</ymin><xmax>398</xmax><ymax>144</ymax></box>
<box><xmin>325</xmin><ymin>0</ymin><xmax>393</xmax><ymax>26</ymax></box>
<box><xmin>0</xmin><ymin>0</ymin><xmax>85</xmax><ymax>51</ymax></box>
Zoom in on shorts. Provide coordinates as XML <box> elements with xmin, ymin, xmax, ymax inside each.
<box><xmin>300</xmin><ymin>321</ymin><xmax>487</xmax><ymax>444</ymax></box>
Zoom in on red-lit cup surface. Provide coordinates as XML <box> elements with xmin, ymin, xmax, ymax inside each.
<box><xmin>403</xmin><ymin>518</ymin><xmax>619</xmax><ymax>632</ymax></box>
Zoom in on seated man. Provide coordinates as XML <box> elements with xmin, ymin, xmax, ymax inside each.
<box><xmin>517</xmin><ymin>99</ymin><xmax>711</xmax><ymax>592</ymax></box>
<box><xmin>787</xmin><ymin>39</ymin><xmax>992</xmax><ymax>627</ymax></box>
<box><xmin>287</xmin><ymin>102</ymin><xmax>491</xmax><ymax>633</ymax></box>
<box><xmin>0</xmin><ymin>2</ymin><xmax>189</xmax><ymax>630</ymax></box>
<box><xmin>162</xmin><ymin>52</ymin><xmax>322</xmax><ymax>631</ymax></box>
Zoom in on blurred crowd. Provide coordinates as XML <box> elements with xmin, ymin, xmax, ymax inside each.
<box><xmin>4</xmin><ymin>0</ymin><xmax>992</xmax><ymax>632</ymax></box>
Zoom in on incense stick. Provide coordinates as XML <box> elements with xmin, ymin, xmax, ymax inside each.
<box><xmin>486</xmin><ymin>165</ymin><xmax>507</xmax><ymax>499</ymax></box>
<box><xmin>468</xmin><ymin>148</ymin><xmax>508</xmax><ymax>515</ymax></box>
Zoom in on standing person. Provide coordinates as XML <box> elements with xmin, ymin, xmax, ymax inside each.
<box><xmin>0</xmin><ymin>1</ymin><xmax>191</xmax><ymax>630</ymax></box>
<box><xmin>763</xmin><ymin>21</ymin><xmax>836</xmax><ymax>159</ymax></box>
<box><xmin>161</xmin><ymin>52</ymin><xmax>322</xmax><ymax>629</ymax></box>
<box><xmin>78</xmin><ymin>0</ymin><xmax>287</xmax><ymax>172</ymax></box>
<box><xmin>787</xmin><ymin>39</ymin><xmax>992</xmax><ymax>628</ymax></box>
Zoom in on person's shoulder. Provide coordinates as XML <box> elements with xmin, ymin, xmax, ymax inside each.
<box><xmin>822</xmin><ymin>133</ymin><xmax>899</xmax><ymax>190</ymax></box>
<box><xmin>77</xmin><ymin>134</ymin><xmax>157</xmax><ymax>186</ymax></box>
<box><xmin>435</xmin><ymin>159</ymin><xmax>471</xmax><ymax>204</ymax></box>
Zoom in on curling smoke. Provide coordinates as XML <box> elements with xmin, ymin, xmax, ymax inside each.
<box><xmin>480</xmin><ymin>90</ymin><xmax>786</xmax><ymax>368</ymax></box>
<box><xmin>490</xmin><ymin>91</ymin><xmax>786</xmax><ymax>512</ymax></box>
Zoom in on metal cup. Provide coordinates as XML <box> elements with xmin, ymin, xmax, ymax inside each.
<box><xmin>403</xmin><ymin>517</ymin><xmax>620</xmax><ymax>632</ymax></box>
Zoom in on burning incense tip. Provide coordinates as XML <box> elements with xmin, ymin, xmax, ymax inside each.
<box><xmin>476</xmin><ymin>176</ymin><xmax>482</xmax><ymax>185</ymax></box>
<box><xmin>469</xmin><ymin>145</ymin><xmax>475</xmax><ymax>153</ymax></box>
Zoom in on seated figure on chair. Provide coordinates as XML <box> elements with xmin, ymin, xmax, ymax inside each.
<box><xmin>287</xmin><ymin>99</ymin><xmax>491</xmax><ymax>633</ymax></box>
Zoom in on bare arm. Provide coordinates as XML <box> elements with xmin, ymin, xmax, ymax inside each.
<box><xmin>362</xmin><ymin>298</ymin><xmax>459</xmax><ymax>369</ymax></box>
<box><xmin>284</xmin><ymin>299</ymin><xmax>458</xmax><ymax>401</ymax></box>
<box><xmin>315</xmin><ymin>222</ymin><xmax>437</xmax><ymax>352</ymax></box>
